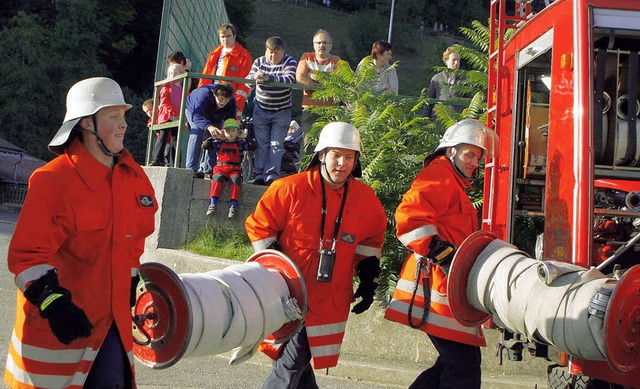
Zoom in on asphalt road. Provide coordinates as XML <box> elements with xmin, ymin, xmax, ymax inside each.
<box><xmin>0</xmin><ymin>206</ymin><xmax>549</xmax><ymax>388</ymax></box>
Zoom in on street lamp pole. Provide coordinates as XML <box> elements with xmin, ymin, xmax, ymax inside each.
<box><xmin>388</xmin><ymin>0</ymin><xmax>396</xmax><ymax>43</ymax></box>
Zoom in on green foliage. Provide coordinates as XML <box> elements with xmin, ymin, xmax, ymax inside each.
<box><xmin>223</xmin><ymin>0</ymin><xmax>255</xmax><ymax>46</ymax></box>
<box><xmin>347</xmin><ymin>10</ymin><xmax>388</xmax><ymax>58</ymax></box>
<box><xmin>307</xmin><ymin>58</ymin><xmax>491</xmax><ymax>299</ymax></box>
<box><xmin>0</xmin><ymin>0</ymin><xmax>159</xmax><ymax>162</ymax></box>
<box><xmin>184</xmin><ymin>225</ymin><xmax>255</xmax><ymax>262</ymax></box>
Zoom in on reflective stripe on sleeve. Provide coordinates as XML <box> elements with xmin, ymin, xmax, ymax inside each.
<box><xmin>355</xmin><ymin>244</ymin><xmax>381</xmax><ymax>258</ymax></box>
<box><xmin>252</xmin><ymin>237</ymin><xmax>277</xmax><ymax>251</ymax></box>
<box><xmin>15</xmin><ymin>264</ymin><xmax>55</xmax><ymax>292</ymax></box>
<box><xmin>398</xmin><ymin>225</ymin><xmax>439</xmax><ymax>247</ymax></box>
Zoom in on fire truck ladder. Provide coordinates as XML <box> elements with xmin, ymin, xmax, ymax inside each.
<box><xmin>483</xmin><ymin>0</ymin><xmax>533</xmax><ymax>229</ymax></box>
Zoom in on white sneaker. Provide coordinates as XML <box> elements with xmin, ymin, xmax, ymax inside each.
<box><xmin>206</xmin><ymin>204</ymin><xmax>217</xmax><ymax>215</ymax></box>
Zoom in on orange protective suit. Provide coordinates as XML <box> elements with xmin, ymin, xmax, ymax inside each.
<box><xmin>245</xmin><ymin>168</ymin><xmax>387</xmax><ymax>368</ymax></box>
<box><xmin>198</xmin><ymin>43</ymin><xmax>253</xmax><ymax>115</ymax></box>
<box><xmin>384</xmin><ymin>156</ymin><xmax>485</xmax><ymax>346</ymax></box>
<box><xmin>4</xmin><ymin>139</ymin><xmax>157</xmax><ymax>388</ymax></box>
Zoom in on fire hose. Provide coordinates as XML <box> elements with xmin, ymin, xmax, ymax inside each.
<box><xmin>448</xmin><ymin>231</ymin><xmax>640</xmax><ymax>374</ymax></box>
<box><xmin>132</xmin><ymin>250</ymin><xmax>307</xmax><ymax>369</ymax></box>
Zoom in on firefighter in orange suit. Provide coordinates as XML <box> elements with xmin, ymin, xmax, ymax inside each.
<box><xmin>4</xmin><ymin>77</ymin><xmax>157</xmax><ymax>389</ymax></box>
<box><xmin>198</xmin><ymin>23</ymin><xmax>253</xmax><ymax>119</ymax></box>
<box><xmin>384</xmin><ymin>119</ymin><xmax>498</xmax><ymax>389</ymax></box>
<box><xmin>245</xmin><ymin>122</ymin><xmax>387</xmax><ymax>389</ymax></box>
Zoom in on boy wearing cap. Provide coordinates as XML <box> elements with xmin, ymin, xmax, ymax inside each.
<box><xmin>203</xmin><ymin>118</ymin><xmax>256</xmax><ymax>218</ymax></box>
<box><xmin>5</xmin><ymin>77</ymin><xmax>157</xmax><ymax>388</ymax></box>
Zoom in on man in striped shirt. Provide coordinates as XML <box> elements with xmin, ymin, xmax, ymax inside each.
<box><xmin>248</xmin><ymin>36</ymin><xmax>298</xmax><ymax>185</ymax></box>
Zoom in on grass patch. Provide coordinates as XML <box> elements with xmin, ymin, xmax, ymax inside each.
<box><xmin>183</xmin><ymin>226</ymin><xmax>255</xmax><ymax>262</ymax></box>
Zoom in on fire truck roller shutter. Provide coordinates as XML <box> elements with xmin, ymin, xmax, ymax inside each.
<box><xmin>132</xmin><ymin>251</ymin><xmax>307</xmax><ymax>369</ymax></box>
<box><xmin>448</xmin><ymin>231</ymin><xmax>640</xmax><ymax>374</ymax></box>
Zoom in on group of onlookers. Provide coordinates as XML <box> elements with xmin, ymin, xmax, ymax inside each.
<box><xmin>143</xmin><ymin>23</ymin><xmax>465</xmax><ymax>218</ymax></box>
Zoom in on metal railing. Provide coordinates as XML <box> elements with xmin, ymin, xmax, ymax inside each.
<box><xmin>146</xmin><ymin>72</ymin><xmax>321</xmax><ymax>167</ymax></box>
<box><xmin>145</xmin><ymin>72</ymin><xmax>468</xmax><ymax>168</ymax></box>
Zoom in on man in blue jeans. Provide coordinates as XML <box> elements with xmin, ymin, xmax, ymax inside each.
<box><xmin>185</xmin><ymin>83</ymin><xmax>236</xmax><ymax>177</ymax></box>
<box><xmin>248</xmin><ymin>36</ymin><xmax>297</xmax><ymax>185</ymax></box>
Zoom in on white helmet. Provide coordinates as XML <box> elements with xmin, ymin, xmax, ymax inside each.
<box><xmin>313</xmin><ymin>122</ymin><xmax>362</xmax><ymax>153</ymax></box>
<box><xmin>49</xmin><ymin>77</ymin><xmax>132</xmax><ymax>155</ymax></box>
<box><xmin>435</xmin><ymin>118</ymin><xmax>497</xmax><ymax>158</ymax></box>
<box><xmin>308</xmin><ymin>122</ymin><xmax>363</xmax><ymax>177</ymax></box>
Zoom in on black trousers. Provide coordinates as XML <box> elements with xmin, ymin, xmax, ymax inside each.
<box><xmin>151</xmin><ymin>128</ymin><xmax>177</xmax><ymax>166</ymax></box>
<box><xmin>262</xmin><ymin>326</ymin><xmax>319</xmax><ymax>389</ymax></box>
<box><xmin>84</xmin><ymin>323</ymin><xmax>132</xmax><ymax>388</ymax></box>
<box><xmin>409</xmin><ymin>334</ymin><xmax>482</xmax><ymax>389</ymax></box>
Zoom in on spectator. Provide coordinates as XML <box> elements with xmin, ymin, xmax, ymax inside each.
<box><xmin>198</xmin><ymin>23</ymin><xmax>253</xmax><ymax>119</ymax></box>
<box><xmin>248</xmin><ymin>36</ymin><xmax>297</xmax><ymax>186</ymax></box>
<box><xmin>423</xmin><ymin>46</ymin><xmax>465</xmax><ymax>118</ymax></box>
<box><xmin>185</xmin><ymin>82</ymin><xmax>236</xmax><ymax>178</ymax></box>
<box><xmin>296</xmin><ymin>29</ymin><xmax>342</xmax><ymax>161</ymax></box>
<box><xmin>281</xmin><ymin>120</ymin><xmax>303</xmax><ymax>175</ymax></box>
<box><xmin>356</xmin><ymin>40</ymin><xmax>399</xmax><ymax>95</ymax></box>
<box><xmin>5</xmin><ymin>77</ymin><xmax>157</xmax><ymax>388</ymax></box>
<box><xmin>142</xmin><ymin>99</ymin><xmax>173</xmax><ymax>166</ymax></box>
<box><xmin>203</xmin><ymin>118</ymin><xmax>256</xmax><ymax>218</ymax></box>
<box><xmin>245</xmin><ymin>122</ymin><xmax>387</xmax><ymax>388</ymax></box>
<box><xmin>142</xmin><ymin>98</ymin><xmax>155</xmax><ymax>129</ymax></box>
<box><xmin>167</xmin><ymin>50</ymin><xmax>193</xmax><ymax>90</ymax></box>
<box><xmin>385</xmin><ymin>119</ymin><xmax>499</xmax><ymax>389</ymax></box>
<box><xmin>150</xmin><ymin>63</ymin><xmax>183</xmax><ymax>166</ymax></box>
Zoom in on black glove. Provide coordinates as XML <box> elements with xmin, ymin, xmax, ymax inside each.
<box><xmin>351</xmin><ymin>256</ymin><xmax>380</xmax><ymax>314</ymax></box>
<box><xmin>130</xmin><ymin>274</ymin><xmax>141</xmax><ymax>308</ymax></box>
<box><xmin>24</xmin><ymin>269</ymin><xmax>93</xmax><ymax>345</ymax></box>
<box><xmin>428</xmin><ymin>236</ymin><xmax>456</xmax><ymax>272</ymax></box>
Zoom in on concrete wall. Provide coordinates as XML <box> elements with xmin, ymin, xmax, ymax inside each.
<box><xmin>143</xmin><ymin>167</ymin><xmax>266</xmax><ymax>249</ymax></box>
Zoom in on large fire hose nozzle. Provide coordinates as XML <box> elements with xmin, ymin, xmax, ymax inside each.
<box><xmin>447</xmin><ymin>231</ymin><xmax>640</xmax><ymax>374</ymax></box>
<box><xmin>132</xmin><ymin>250</ymin><xmax>307</xmax><ymax>369</ymax></box>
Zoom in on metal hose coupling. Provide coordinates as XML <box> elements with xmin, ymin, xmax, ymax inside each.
<box><xmin>587</xmin><ymin>285</ymin><xmax>614</xmax><ymax>320</ymax></box>
<box><xmin>282</xmin><ymin>297</ymin><xmax>303</xmax><ymax>321</ymax></box>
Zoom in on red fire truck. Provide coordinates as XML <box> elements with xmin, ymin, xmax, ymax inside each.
<box><xmin>450</xmin><ymin>0</ymin><xmax>640</xmax><ymax>387</ymax></box>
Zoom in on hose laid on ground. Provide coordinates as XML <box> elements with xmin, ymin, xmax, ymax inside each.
<box><xmin>179</xmin><ymin>261</ymin><xmax>303</xmax><ymax>365</ymax></box>
<box><xmin>466</xmin><ymin>239</ymin><xmax>616</xmax><ymax>360</ymax></box>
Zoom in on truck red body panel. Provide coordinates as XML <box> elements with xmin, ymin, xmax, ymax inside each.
<box><xmin>483</xmin><ymin>0</ymin><xmax>640</xmax><ymax>386</ymax></box>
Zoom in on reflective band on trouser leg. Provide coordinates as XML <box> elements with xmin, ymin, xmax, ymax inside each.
<box><xmin>5</xmin><ymin>330</ymin><xmax>96</xmax><ymax>388</ymax></box>
<box><xmin>306</xmin><ymin>321</ymin><xmax>347</xmax><ymax>369</ymax></box>
<box><xmin>384</xmin><ymin>254</ymin><xmax>485</xmax><ymax>347</ymax></box>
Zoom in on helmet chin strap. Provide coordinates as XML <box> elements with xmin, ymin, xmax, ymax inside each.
<box><xmin>82</xmin><ymin>114</ymin><xmax>123</xmax><ymax>157</ymax></box>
